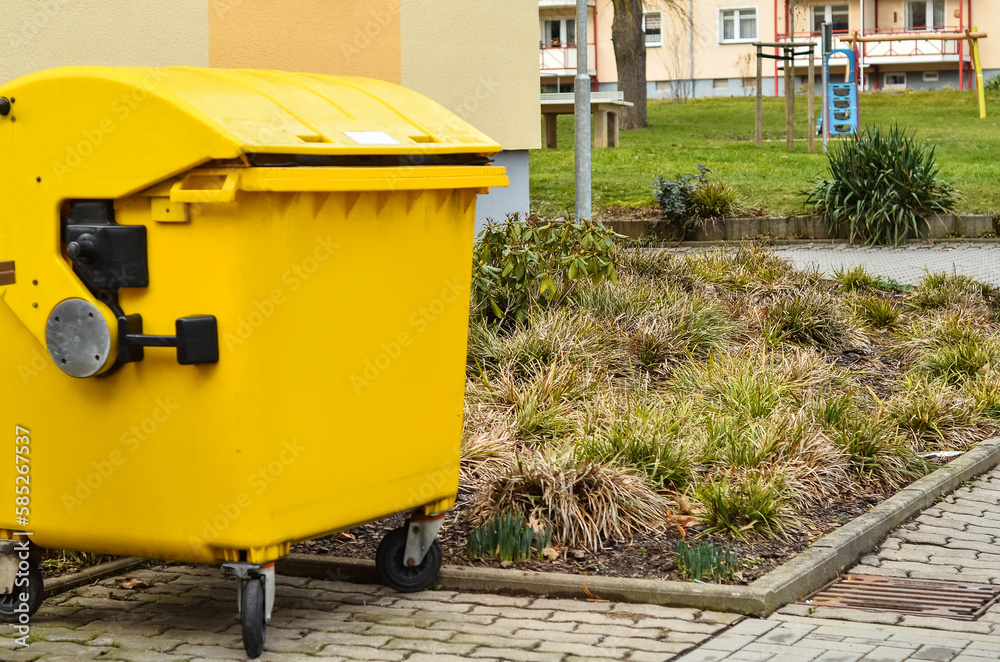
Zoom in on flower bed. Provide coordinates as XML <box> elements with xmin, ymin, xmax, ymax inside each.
<box><xmin>296</xmin><ymin>236</ymin><xmax>1000</xmax><ymax>582</ymax></box>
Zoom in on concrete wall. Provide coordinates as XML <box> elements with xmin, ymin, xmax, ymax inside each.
<box><xmin>208</xmin><ymin>0</ymin><xmax>402</xmax><ymax>82</ymax></box>
<box><xmin>475</xmin><ymin>150</ymin><xmax>530</xmax><ymax>232</ymax></box>
<box><xmin>0</xmin><ymin>0</ymin><xmax>209</xmax><ymax>84</ymax></box>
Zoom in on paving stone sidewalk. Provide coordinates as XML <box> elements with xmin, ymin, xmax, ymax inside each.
<box><xmin>662</xmin><ymin>242</ymin><xmax>1000</xmax><ymax>287</ymax></box>
<box><xmin>675</xmin><ymin>465</ymin><xmax>1000</xmax><ymax>661</ymax></box>
<box><xmin>769</xmin><ymin>243</ymin><xmax>1000</xmax><ymax>287</ymax></box>
<box><xmin>1</xmin><ymin>563</ymin><xmax>739</xmax><ymax>661</ymax></box>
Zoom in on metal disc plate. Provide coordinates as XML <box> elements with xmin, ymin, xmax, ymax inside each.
<box><xmin>46</xmin><ymin>299</ymin><xmax>111</xmax><ymax>378</ymax></box>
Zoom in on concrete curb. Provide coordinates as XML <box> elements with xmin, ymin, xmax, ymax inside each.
<box><xmin>44</xmin><ymin>557</ymin><xmax>146</xmax><ymax>598</ymax></box>
<box><xmin>648</xmin><ymin>237</ymin><xmax>1000</xmax><ymax>249</ymax></box>
<box><xmin>608</xmin><ymin>213</ymin><xmax>997</xmax><ymax>243</ymax></box>
<box><xmin>277</xmin><ymin>437</ymin><xmax>1000</xmax><ymax>616</ymax></box>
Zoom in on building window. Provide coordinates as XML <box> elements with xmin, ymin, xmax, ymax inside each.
<box><xmin>720</xmin><ymin>7</ymin><xmax>757</xmax><ymax>43</ymax></box>
<box><xmin>643</xmin><ymin>11</ymin><xmax>662</xmax><ymax>47</ymax></box>
<box><xmin>714</xmin><ymin>79</ymin><xmax>729</xmax><ymax>89</ymax></box>
<box><xmin>923</xmin><ymin>71</ymin><xmax>940</xmax><ymax>82</ymax></box>
<box><xmin>884</xmin><ymin>72</ymin><xmax>907</xmax><ymax>88</ymax></box>
<box><xmin>542</xmin><ymin>18</ymin><xmax>575</xmax><ymax>46</ymax></box>
<box><xmin>905</xmin><ymin>0</ymin><xmax>944</xmax><ymax>30</ymax></box>
<box><xmin>656</xmin><ymin>81</ymin><xmax>672</xmax><ymax>92</ymax></box>
<box><xmin>811</xmin><ymin>4</ymin><xmax>849</xmax><ymax>33</ymax></box>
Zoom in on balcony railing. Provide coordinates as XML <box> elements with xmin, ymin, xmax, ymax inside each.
<box><xmin>539</xmin><ymin>42</ymin><xmax>596</xmax><ymax>75</ymax></box>
<box><xmin>776</xmin><ymin>26</ymin><xmax>968</xmax><ymax>64</ymax></box>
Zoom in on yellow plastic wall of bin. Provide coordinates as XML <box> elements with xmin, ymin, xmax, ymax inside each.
<box><xmin>0</xmin><ymin>67</ymin><xmax>506</xmax><ymax>564</ymax></box>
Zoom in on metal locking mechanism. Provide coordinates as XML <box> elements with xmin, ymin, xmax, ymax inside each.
<box><xmin>48</xmin><ymin>200</ymin><xmax>219</xmax><ymax>377</ymax></box>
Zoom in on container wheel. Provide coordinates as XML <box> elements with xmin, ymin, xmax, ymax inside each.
<box><xmin>240</xmin><ymin>576</ymin><xmax>267</xmax><ymax>659</ymax></box>
<box><xmin>0</xmin><ymin>555</ymin><xmax>44</xmax><ymax>621</ymax></box>
<box><xmin>375</xmin><ymin>525</ymin><xmax>442</xmax><ymax>593</ymax></box>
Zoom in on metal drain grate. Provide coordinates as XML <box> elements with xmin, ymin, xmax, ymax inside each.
<box><xmin>800</xmin><ymin>574</ymin><xmax>1000</xmax><ymax>621</ymax></box>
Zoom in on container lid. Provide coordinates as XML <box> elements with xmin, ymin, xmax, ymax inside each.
<box><xmin>3</xmin><ymin>66</ymin><xmax>502</xmax><ymax>159</ymax></box>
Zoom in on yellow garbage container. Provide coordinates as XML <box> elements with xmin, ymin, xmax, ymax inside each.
<box><xmin>0</xmin><ymin>66</ymin><xmax>506</xmax><ymax>658</ymax></box>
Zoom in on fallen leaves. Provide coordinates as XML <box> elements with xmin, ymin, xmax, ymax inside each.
<box><xmin>115</xmin><ymin>578</ymin><xmax>153</xmax><ymax>590</ymax></box>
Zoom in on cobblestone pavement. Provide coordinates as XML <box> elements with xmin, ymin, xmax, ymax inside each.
<box><xmin>676</xmin><ymin>465</ymin><xmax>1000</xmax><ymax>660</ymax></box>
<box><xmin>1</xmin><ymin>563</ymin><xmax>740</xmax><ymax>661</ymax></box>
<box><xmin>664</xmin><ymin>242</ymin><xmax>1000</xmax><ymax>286</ymax></box>
<box><xmin>678</xmin><ymin>615</ymin><xmax>1000</xmax><ymax>662</ymax></box>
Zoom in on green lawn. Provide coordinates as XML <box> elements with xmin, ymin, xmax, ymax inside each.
<box><xmin>530</xmin><ymin>90</ymin><xmax>1000</xmax><ymax>218</ymax></box>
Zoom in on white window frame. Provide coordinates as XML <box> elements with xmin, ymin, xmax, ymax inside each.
<box><xmin>541</xmin><ymin>18</ymin><xmax>576</xmax><ymax>46</ymax></box>
<box><xmin>904</xmin><ymin>0</ymin><xmax>945</xmax><ymax>31</ymax></box>
<box><xmin>923</xmin><ymin>71</ymin><xmax>940</xmax><ymax>82</ymax></box>
<box><xmin>643</xmin><ymin>11</ymin><xmax>662</xmax><ymax>48</ymax></box>
<box><xmin>719</xmin><ymin>6</ymin><xmax>759</xmax><ymax>44</ymax></box>
<box><xmin>884</xmin><ymin>72</ymin><xmax>907</xmax><ymax>89</ymax></box>
<box><xmin>810</xmin><ymin>4</ymin><xmax>849</xmax><ymax>33</ymax></box>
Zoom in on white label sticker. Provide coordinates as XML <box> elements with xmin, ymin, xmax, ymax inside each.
<box><xmin>343</xmin><ymin>131</ymin><xmax>401</xmax><ymax>145</ymax></box>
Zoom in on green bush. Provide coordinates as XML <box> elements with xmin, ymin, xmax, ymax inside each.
<box><xmin>471</xmin><ymin>214</ymin><xmax>623</xmax><ymax>325</ymax></box>
<box><xmin>652</xmin><ymin>165</ymin><xmax>742</xmax><ymax>240</ymax></box>
<box><xmin>695</xmin><ymin>472</ymin><xmax>795</xmax><ymax>539</ymax></box>
<box><xmin>806</xmin><ymin>125</ymin><xmax>957</xmax><ymax>246</ymax></box>
<box><xmin>762</xmin><ymin>291</ymin><xmax>861</xmax><ymax>350</ymax></box>
<box><xmin>985</xmin><ymin>75</ymin><xmax>1000</xmax><ymax>93</ymax></box>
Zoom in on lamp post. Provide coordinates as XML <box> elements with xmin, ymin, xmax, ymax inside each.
<box><xmin>574</xmin><ymin>0</ymin><xmax>592</xmax><ymax>221</ymax></box>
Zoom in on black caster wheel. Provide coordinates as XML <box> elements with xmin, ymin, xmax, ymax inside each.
<box><xmin>375</xmin><ymin>525</ymin><xmax>442</xmax><ymax>593</ymax></box>
<box><xmin>240</xmin><ymin>576</ymin><xmax>267</xmax><ymax>659</ymax></box>
<box><xmin>0</xmin><ymin>554</ymin><xmax>44</xmax><ymax>622</ymax></box>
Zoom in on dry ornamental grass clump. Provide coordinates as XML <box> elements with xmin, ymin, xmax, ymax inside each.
<box><xmin>462</xmin><ymin>241</ymin><xmax>1000</xmax><ymax>552</ymax></box>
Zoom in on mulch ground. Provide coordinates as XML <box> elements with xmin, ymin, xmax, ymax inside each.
<box><xmin>292</xmin><ymin>487</ymin><xmax>892</xmax><ymax>584</ymax></box>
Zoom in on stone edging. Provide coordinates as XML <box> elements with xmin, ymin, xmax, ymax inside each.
<box><xmin>277</xmin><ymin>437</ymin><xmax>1000</xmax><ymax>617</ymax></box>
<box><xmin>607</xmin><ymin>214</ymin><xmax>996</xmax><ymax>243</ymax></box>
<box><xmin>44</xmin><ymin>557</ymin><xmax>146</xmax><ymax>598</ymax></box>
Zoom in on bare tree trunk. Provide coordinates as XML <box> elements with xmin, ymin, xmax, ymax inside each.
<box><xmin>611</xmin><ymin>0</ymin><xmax>647</xmax><ymax>129</ymax></box>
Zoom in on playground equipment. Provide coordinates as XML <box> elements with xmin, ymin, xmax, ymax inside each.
<box><xmin>822</xmin><ymin>49</ymin><xmax>860</xmax><ymax>138</ymax></box>
<box><xmin>842</xmin><ymin>29</ymin><xmax>989</xmax><ymax>119</ymax></box>
<box><xmin>753</xmin><ymin>40</ymin><xmax>817</xmax><ymax>152</ymax></box>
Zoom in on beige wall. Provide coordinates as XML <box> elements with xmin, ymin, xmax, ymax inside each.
<box><xmin>0</xmin><ymin>0</ymin><xmax>209</xmax><ymax>84</ymax></box>
<box><xmin>596</xmin><ymin>0</ymin><xmax>779</xmax><ymax>84</ymax></box>
<box><xmin>401</xmin><ymin>0</ymin><xmax>540</xmax><ymax>150</ymax></box>
<box><xmin>208</xmin><ymin>0</ymin><xmax>402</xmax><ymax>82</ymax></box>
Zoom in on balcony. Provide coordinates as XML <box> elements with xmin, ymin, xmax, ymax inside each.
<box><xmin>539</xmin><ymin>42</ymin><xmax>597</xmax><ymax>78</ymax></box>
<box><xmin>775</xmin><ymin>27</ymin><xmax>971</xmax><ymax>67</ymax></box>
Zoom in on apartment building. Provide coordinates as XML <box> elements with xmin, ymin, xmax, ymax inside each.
<box><xmin>539</xmin><ymin>0</ymin><xmax>999</xmax><ymax>98</ymax></box>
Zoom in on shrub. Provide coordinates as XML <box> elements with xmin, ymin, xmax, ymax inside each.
<box><xmin>652</xmin><ymin>165</ymin><xmax>745</xmax><ymax>240</ymax></box>
<box><xmin>902</xmin><ymin>314</ymin><xmax>1000</xmax><ymax>384</ymax></box>
<box><xmin>689</xmin><ymin>181</ymin><xmax>738</xmax><ymax>219</ymax></box>
<box><xmin>675</xmin><ymin>541</ymin><xmax>740</xmax><ymax>582</ymax></box>
<box><xmin>849</xmin><ymin>294</ymin><xmax>902</xmax><ymax>330</ymax></box>
<box><xmin>467</xmin><ymin>511</ymin><xmax>553</xmax><ymax>562</ymax></box>
<box><xmin>672</xmin><ymin>352</ymin><xmax>794</xmax><ymax>420</ymax></box>
<box><xmin>762</xmin><ymin>291</ymin><xmax>863</xmax><ymax>350</ymax></box>
<box><xmin>695</xmin><ymin>471</ymin><xmax>796</xmax><ymax>539</ymax></box>
<box><xmin>683</xmin><ymin>244</ymin><xmax>813</xmax><ymax>290</ymax></box>
<box><xmin>829</xmin><ymin>414</ymin><xmax>930</xmax><ymax>487</ymax></box>
<box><xmin>907</xmin><ymin>271</ymin><xmax>994</xmax><ymax>312</ymax></box>
<box><xmin>472</xmin><ymin>214</ymin><xmax>623</xmax><ymax>324</ymax></box>
<box><xmin>887</xmin><ymin>376</ymin><xmax>982</xmax><ymax>450</ymax></box>
<box><xmin>986</xmin><ymin>75</ymin><xmax>1000</xmax><ymax>93</ymax></box>
<box><xmin>575</xmin><ymin>402</ymin><xmax>694</xmax><ymax>489</ymax></box>
<box><xmin>470</xmin><ymin>450</ymin><xmax>671</xmax><ymax>550</ymax></box>
<box><xmin>832</xmin><ymin>265</ymin><xmax>881</xmax><ymax>292</ymax></box>
<box><xmin>627</xmin><ymin>296</ymin><xmax>735</xmax><ymax>366</ymax></box>
<box><xmin>806</xmin><ymin>125</ymin><xmax>958</xmax><ymax>246</ymax></box>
